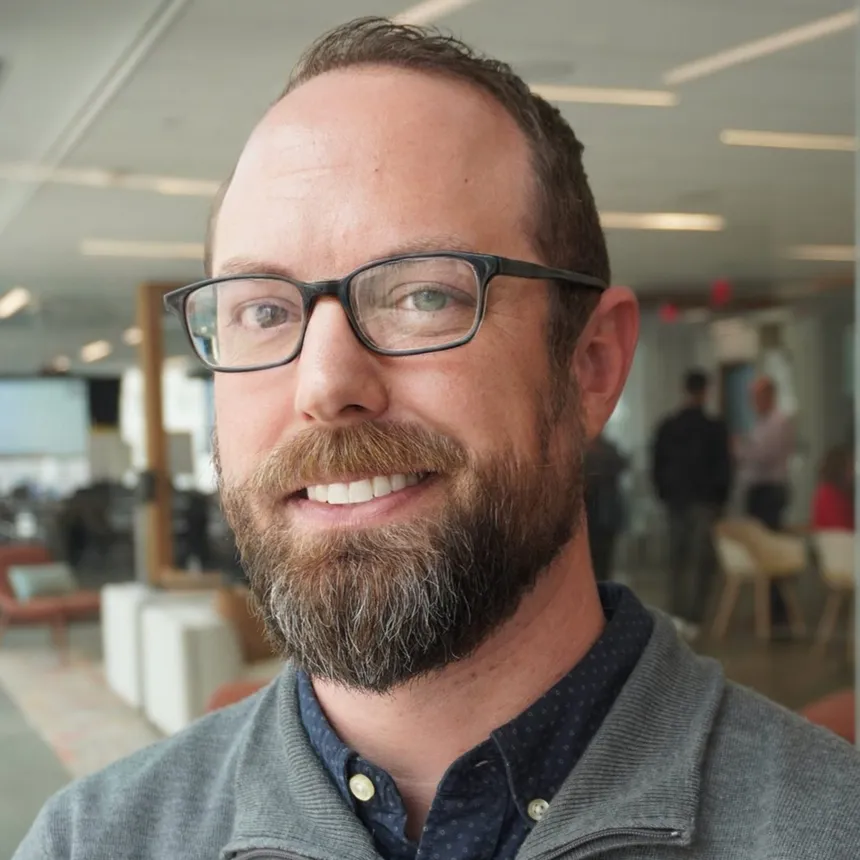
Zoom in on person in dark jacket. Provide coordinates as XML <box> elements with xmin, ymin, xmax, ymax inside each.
<box><xmin>652</xmin><ymin>370</ymin><xmax>732</xmax><ymax>633</ymax></box>
<box><xmin>584</xmin><ymin>434</ymin><xmax>628</xmax><ymax>582</ymax></box>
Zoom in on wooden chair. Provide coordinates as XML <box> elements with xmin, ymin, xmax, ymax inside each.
<box><xmin>711</xmin><ymin>519</ymin><xmax>808</xmax><ymax>641</ymax></box>
<box><xmin>0</xmin><ymin>544</ymin><xmax>101</xmax><ymax>655</ymax></box>
<box><xmin>811</xmin><ymin>531</ymin><xmax>854</xmax><ymax>658</ymax></box>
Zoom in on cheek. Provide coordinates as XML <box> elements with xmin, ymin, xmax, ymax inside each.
<box><xmin>214</xmin><ymin>371</ymin><xmax>294</xmax><ymax>481</ymax></box>
<box><xmin>402</xmin><ymin>343</ymin><xmax>548</xmax><ymax>457</ymax></box>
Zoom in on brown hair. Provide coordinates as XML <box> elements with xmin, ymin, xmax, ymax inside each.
<box><xmin>205</xmin><ymin>17</ymin><xmax>609</xmax><ymax>364</ymax></box>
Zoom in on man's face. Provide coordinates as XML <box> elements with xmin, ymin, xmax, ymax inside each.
<box><xmin>211</xmin><ymin>68</ymin><xmax>590</xmax><ymax>691</ymax></box>
<box><xmin>751</xmin><ymin>380</ymin><xmax>775</xmax><ymax>416</ymax></box>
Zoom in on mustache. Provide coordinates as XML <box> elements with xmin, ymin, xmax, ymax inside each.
<box><xmin>234</xmin><ymin>422</ymin><xmax>470</xmax><ymax>499</ymax></box>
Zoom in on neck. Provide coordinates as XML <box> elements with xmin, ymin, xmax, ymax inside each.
<box><xmin>311</xmin><ymin>536</ymin><xmax>604</xmax><ymax>836</ymax></box>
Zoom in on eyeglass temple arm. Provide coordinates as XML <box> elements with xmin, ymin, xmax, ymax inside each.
<box><xmin>494</xmin><ymin>257</ymin><xmax>607</xmax><ymax>291</ymax></box>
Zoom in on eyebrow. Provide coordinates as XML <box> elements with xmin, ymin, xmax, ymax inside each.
<box><xmin>214</xmin><ymin>234</ymin><xmax>479</xmax><ymax>281</ymax></box>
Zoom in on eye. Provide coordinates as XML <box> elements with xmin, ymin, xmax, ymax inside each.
<box><xmin>236</xmin><ymin>301</ymin><xmax>299</xmax><ymax>330</ymax></box>
<box><xmin>400</xmin><ymin>287</ymin><xmax>451</xmax><ymax>312</ymax></box>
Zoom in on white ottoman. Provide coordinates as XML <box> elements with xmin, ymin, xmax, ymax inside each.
<box><xmin>140</xmin><ymin>601</ymin><xmax>244</xmax><ymax>735</ymax></box>
<box><xmin>101</xmin><ymin>582</ymin><xmax>211</xmax><ymax>709</ymax></box>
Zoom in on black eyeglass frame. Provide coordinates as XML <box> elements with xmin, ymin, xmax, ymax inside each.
<box><xmin>163</xmin><ymin>251</ymin><xmax>607</xmax><ymax>373</ymax></box>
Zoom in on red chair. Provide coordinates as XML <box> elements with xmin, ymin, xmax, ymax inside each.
<box><xmin>0</xmin><ymin>544</ymin><xmax>101</xmax><ymax>654</ymax></box>
<box><xmin>800</xmin><ymin>689</ymin><xmax>856</xmax><ymax>745</ymax></box>
<box><xmin>206</xmin><ymin>678</ymin><xmax>267</xmax><ymax>713</ymax></box>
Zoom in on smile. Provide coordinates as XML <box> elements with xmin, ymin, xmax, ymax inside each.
<box><xmin>301</xmin><ymin>473</ymin><xmax>430</xmax><ymax>505</ymax></box>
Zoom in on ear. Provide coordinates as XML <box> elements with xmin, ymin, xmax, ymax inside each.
<box><xmin>572</xmin><ymin>286</ymin><xmax>639</xmax><ymax>440</ymax></box>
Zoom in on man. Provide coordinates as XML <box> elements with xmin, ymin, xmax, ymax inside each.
<box><xmin>652</xmin><ymin>370</ymin><xmax>731</xmax><ymax>636</ymax></box>
<box><xmin>736</xmin><ymin>375</ymin><xmax>796</xmax><ymax>630</ymax></box>
<box><xmin>584</xmin><ymin>433</ymin><xmax>627</xmax><ymax>582</ymax></box>
<box><xmin>16</xmin><ymin>17</ymin><xmax>860</xmax><ymax>860</ymax></box>
<box><xmin>738</xmin><ymin>375</ymin><xmax>795</xmax><ymax>530</ymax></box>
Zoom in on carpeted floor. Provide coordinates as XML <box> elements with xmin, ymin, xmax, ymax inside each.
<box><xmin>0</xmin><ymin>644</ymin><xmax>161</xmax><ymax>781</ymax></box>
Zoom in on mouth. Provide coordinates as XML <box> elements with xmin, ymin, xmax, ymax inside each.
<box><xmin>291</xmin><ymin>472</ymin><xmax>433</xmax><ymax>506</ymax></box>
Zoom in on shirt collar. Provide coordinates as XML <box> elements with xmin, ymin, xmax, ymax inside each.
<box><xmin>490</xmin><ymin>583</ymin><xmax>653</xmax><ymax>822</ymax></box>
<box><xmin>298</xmin><ymin>583</ymin><xmax>653</xmax><ymax>821</ymax></box>
<box><xmin>222</xmin><ymin>609</ymin><xmax>725</xmax><ymax>860</ymax></box>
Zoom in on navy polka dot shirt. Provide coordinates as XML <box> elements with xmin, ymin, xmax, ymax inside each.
<box><xmin>298</xmin><ymin>583</ymin><xmax>654</xmax><ymax>860</ymax></box>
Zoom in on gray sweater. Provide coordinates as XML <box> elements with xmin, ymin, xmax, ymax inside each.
<box><xmin>14</xmin><ymin>613</ymin><xmax>860</xmax><ymax>859</ymax></box>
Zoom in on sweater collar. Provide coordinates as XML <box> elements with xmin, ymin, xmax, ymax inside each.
<box><xmin>221</xmin><ymin>612</ymin><xmax>724</xmax><ymax>860</ymax></box>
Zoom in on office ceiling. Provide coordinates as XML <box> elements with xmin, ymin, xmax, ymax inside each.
<box><xmin>0</xmin><ymin>0</ymin><xmax>855</xmax><ymax>374</ymax></box>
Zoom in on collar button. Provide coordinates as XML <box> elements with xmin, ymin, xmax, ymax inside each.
<box><xmin>528</xmin><ymin>798</ymin><xmax>550</xmax><ymax>822</ymax></box>
<box><xmin>349</xmin><ymin>773</ymin><xmax>376</xmax><ymax>803</ymax></box>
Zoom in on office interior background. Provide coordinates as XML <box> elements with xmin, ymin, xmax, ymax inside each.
<box><xmin>0</xmin><ymin>0</ymin><xmax>858</xmax><ymax>854</ymax></box>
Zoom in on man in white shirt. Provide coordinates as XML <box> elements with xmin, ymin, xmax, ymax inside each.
<box><xmin>736</xmin><ymin>375</ymin><xmax>795</xmax><ymax>630</ymax></box>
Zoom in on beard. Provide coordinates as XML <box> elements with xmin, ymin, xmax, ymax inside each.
<box><xmin>216</xmin><ymin>396</ymin><xmax>586</xmax><ymax>694</ymax></box>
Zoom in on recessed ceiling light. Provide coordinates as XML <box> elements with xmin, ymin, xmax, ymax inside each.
<box><xmin>0</xmin><ymin>286</ymin><xmax>32</xmax><ymax>319</ymax></box>
<box><xmin>0</xmin><ymin>163</ymin><xmax>219</xmax><ymax>197</ymax></box>
<box><xmin>600</xmin><ymin>212</ymin><xmax>726</xmax><ymax>232</ymax></box>
<box><xmin>394</xmin><ymin>0</ymin><xmax>479</xmax><ymax>25</ymax></box>
<box><xmin>50</xmin><ymin>356</ymin><xmax>72</xmax><ymax>372</ymax></box>
<box><xmin>530</xmin><ymin>84</ymin><xmax>678</xmax><ymax>107</ymax></box>
<box><xmin>80</xmin><ymin>340</ymin><xmax>113</xmax><ymax>363</ymax></box>
<box><xmin>80</xmin><ymin>239</ymin><xmax>204</xmax><ymax>259</ymax></box>
<box><xmin>123</xmin><ymin>326</ymin><xmax>143</xmax><ymax>346</ymax></box>
<box><xmin>721</xmin><ymin>130</ymin><xmax>856</xmax><ymax>151</ymax></box>
<box><xmin>787</xmin><ymin>245</ymin><xmax>855</xmax><ymax>262</ymax></box>
<box><xmin>663</xmin><ymin>9</ymin><xmax>858</xmax><ymax>85</ymax></box>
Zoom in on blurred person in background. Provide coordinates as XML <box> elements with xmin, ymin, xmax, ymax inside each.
<box><xmin>652</xmin><ymin>370</ymin><xmax>732</xmax><ymax>639</ymax></box>
<box><xmin>16</xmin><ymin>17</ymin><xmax>860</xmax><ymax>860</ymax></box>
<box><xmin>811</xmin><ymin>445</ymin><xmax>854</xmax><ymax>531</ymax></box>
<box><xmin>735</xmin><ymin>375</ymin><xmax>795</xmax><ymax>632</ymax></box>
<box><xmin>584</xmin><ymin>433</ymin><xmax>628</xmax><ymax>581</ymax></box>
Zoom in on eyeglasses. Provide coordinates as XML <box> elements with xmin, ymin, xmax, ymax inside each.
<box><xmin>163</xmin><ymin>251</ymin><xmax>606</xmax><ymax>373</ymax></box>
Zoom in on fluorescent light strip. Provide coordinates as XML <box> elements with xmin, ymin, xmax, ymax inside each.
<box><xmin>600</xmin><ymin>212</ymin><xmax>725</xmax><ymax>232</ymax></box>
<box><xmin>530</xmin><ymin>84</ymin><xmax>678</xmax><ymax>107</ymax></box>
<box><xmin>721</xmin><ymin>129</ymin><xmax>856</xmax><ymax>151</ymax></box>
<box><xmin>394</xmin><ymin>0</ymin><xmax>479</xmax><ymax>25</ymax></box>
<box><xmin>787</xmin><ymin>244</ymin><xmax>855</xmax><ymax>262</ymax></box>
<box><xmin>80</xmin><ymin>340</ymin><xmax>113</xmax><ymax>363</ymax></box>
<box><xmin>81</xmin><ymin>239</ymin><xmax>204</xmax><ymax>260</ymax></box>
<box><xmin>0</xmin><ymin>163</ymin><xmax>220</xmax><ymax>197</ymax></box>
<box><xmin>0</xmin><ymin>286</ymin><xmax>32</xmax><ymax>319</ymax></box>
<box><xmin>664</xmin><ymin>9</ymin><xmax>858</xmax><ymax>85</ymax></box>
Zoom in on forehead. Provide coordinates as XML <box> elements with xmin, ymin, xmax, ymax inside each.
<box><xmin>212</xmin><ymin>67</ymin><xmax>536</xmax><ymax>278</ymax></box>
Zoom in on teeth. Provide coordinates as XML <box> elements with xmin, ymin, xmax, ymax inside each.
<box><xmin>348</xmin><ymin>479</ymin><xmax>374</xmax><ymax>504</ymax></box>
<box><xmin>371</xmin><ymin>476</ymin><xmax>392</xmax><ymax>497</ymax></box>
<box><xmin>327</xmin><ymin>483</ymin><xmax>349</xmax><ymax>504</ymax></box>
<box><xmin>306</xmin><ymin>474</ymin><xmax>423</xmax><ymax>505</ymax></box>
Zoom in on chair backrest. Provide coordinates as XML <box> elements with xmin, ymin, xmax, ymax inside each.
<box><xmin>718</xmin><ymin>517</ymin><xmax>806</xmax><ymax>573</ymax></box>
<box><xmin>749</xmin><ymin>527</ymin><xmax>807</xmax><ymax>573</ymax></box>
<box><xmin>713</xmin><ymin>533</ymin><xmax>758</xmax><ymax>578</ymax></box>
<box><xmin>812</xmin><ymin>531</ymin><xmax>855</xmax><ymax>588</ymax></box>
<box><xmin>715</xmin><ymin>517</ymin><xmax>807</xmax><ymax>574</ymax></box>
<box><xmin>0</xmin><ymin>544</ymin><xmax>53</xmax><ymax>600</ymax></box>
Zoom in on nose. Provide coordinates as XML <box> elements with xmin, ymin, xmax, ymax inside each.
<box><xmin>293</xmin><ymin>298</ymin><xmax>389</xmax><ymax>425</ymax></box>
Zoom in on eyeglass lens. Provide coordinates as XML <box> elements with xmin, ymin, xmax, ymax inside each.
<box><xmin>184</xmin><ymin>257</ymin><xmax>482</xmax><ymax>368</ymax></box>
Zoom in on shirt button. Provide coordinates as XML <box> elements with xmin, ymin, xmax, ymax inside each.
<box><xmin>528</xmin><ymin>798</ymin><xmax>550</xmax><ymax>822</ymax></box>
<box><xmin>349</xmin><ymin>774</ymin><xmax>376</xmax><ymax>802</ymax></box>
